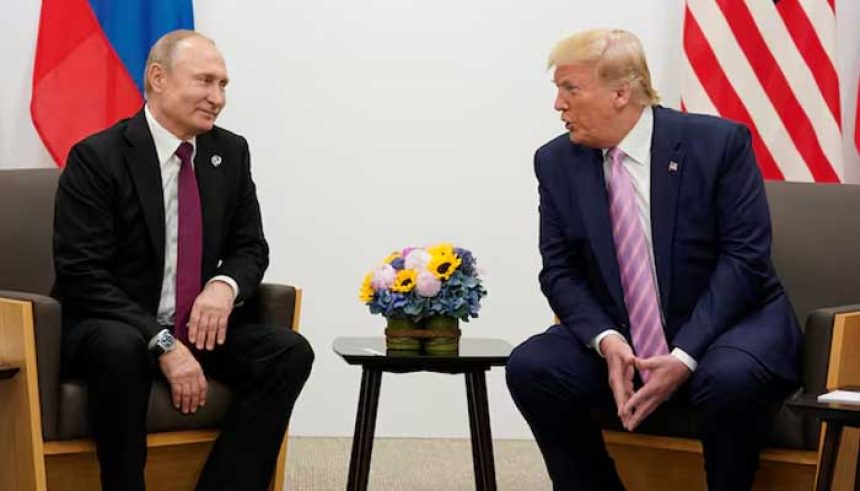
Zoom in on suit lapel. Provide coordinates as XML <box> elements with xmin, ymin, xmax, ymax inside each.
<box><xmin>193</xmin><ymin>134</ymin><xmax>222</xmax><ymax>256</ymax></box>
<box><xmin>650</xmin><ymin>106</ymin><xmax>684</xmax><ymax>314</ymax></box>
<box><xmin>571</xmin><ymin>145</ymin><xmax>626</xmax><ymax>314</ymax></box>
<box><xmin>124</xmin><ymin>110</ymin><xmax>166</xmax><ymax>265</ymax></box>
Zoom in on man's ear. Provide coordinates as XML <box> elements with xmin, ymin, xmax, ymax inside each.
<box><xmin>613</xmin><ymin>81</ymin><xmax>633</xmax><ymax>109</ymax></box>
<box><xmin>148</xmin><ymin>63</ymin><xmax>166</xmax><ymax>94</ymax></box>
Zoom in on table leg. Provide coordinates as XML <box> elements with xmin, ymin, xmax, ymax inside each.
<box><xmin>465</xmin><ymin>369</ymin><xmax>497</xmax><ymax>491</ymax></box>
<box><xmin>817</xmin><ymin>422</ymin><xmax>843</xmax><ymax>491</ymax></box>
<box><xmin>347</xmin><ymin>367</ymin><xmax>383</xmax><ymax>491</ymax></box>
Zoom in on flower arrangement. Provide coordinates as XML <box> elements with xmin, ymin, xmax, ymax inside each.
<box><xmin>359</xmin><ymin>243</ymin><xmax>487</xmax><ymax>323</ymax></box>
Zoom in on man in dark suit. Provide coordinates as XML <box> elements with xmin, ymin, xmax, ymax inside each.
<box><xmin>53</xmin><ymin>30</ymin><xmax>314</xmax><ymax>491</ymax></box>
<box><xmin>505</xmin><ymin>29</ymin><xmax>800</xmax><ymax>490</ymax></box>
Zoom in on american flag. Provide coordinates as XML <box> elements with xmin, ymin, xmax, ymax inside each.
<box><xmin>682</xmin><ymin>0</ymin><xmax>843</xmax><ymax>183</ymax></box>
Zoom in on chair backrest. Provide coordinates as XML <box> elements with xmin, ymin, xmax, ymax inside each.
<box><xmin>766</xmin><ymin>181</ymin><xmax>860</xmax><ymax>327</ymax></box>
<box><xmin>0</xmin><ymin>169</ymin><xmax>60</xmax><ymax>296</ymax></box>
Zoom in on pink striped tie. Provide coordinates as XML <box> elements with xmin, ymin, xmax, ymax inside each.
<box><xmin>606</xmin><ymin>147</ymin><xmax>668</xmax><ymax>381</ymax></box>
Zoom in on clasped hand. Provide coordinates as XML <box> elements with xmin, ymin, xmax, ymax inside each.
<box><xmin>600</xmin><ymin>335</ymin><xmax>691</xmax><ymax>431</ymax></box>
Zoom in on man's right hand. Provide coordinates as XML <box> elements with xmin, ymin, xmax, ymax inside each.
<box><xmin>158</xmin><ymin>341</ymin><xmax>207</xmax><ymax>414</ymax></box>
<box><xmin>600</xmin><ymin>334</ymin><xmax>636</xmax><ymax>421</ymax></box>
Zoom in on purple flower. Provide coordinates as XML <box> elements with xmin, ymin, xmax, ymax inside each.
<box><xmin>371</xmin><ymin>264</ymin><xmax>396</xmax><ymax>291</ymax></box>
<box><xmin>415</xmin><ymin>271</ymin><xmax>441</xmax><ymax>297</ymax></box>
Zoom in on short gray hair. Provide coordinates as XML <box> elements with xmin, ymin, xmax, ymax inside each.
<box><xmin>143</xmin><ymin>30</ymin><xmax>214</xmax><ymax>96</ymax></box>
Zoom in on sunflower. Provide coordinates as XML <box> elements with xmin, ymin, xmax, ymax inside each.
<box><xmin>428</xmin><ymin>253</ymin><xmax>462</xmax><ymax>280</ymax></box>
<box><xmin>426</xmin><ymin>242</ymin><xmax>455</xmax><ymax>259</ymax></box>
<box><xmin>392</xmin><ymin>269</ymin><xmax>418</xmax><ymax>292</ymax></box>
<box><xmin>359</xmin><ymin>272</ymin><xmax>375</xmax><ymax>303</ymax></box>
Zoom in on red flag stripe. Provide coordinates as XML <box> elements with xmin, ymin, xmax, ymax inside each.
<box><xmin>683</xmin><ymin>7</ymin><xmax>784</xmax><ymax>180</ymax></box>
<box><xmin>715</xmin><ymin>0</ymin><xmax>839</xmax><ymax>182</ymax></box>
<box><xmin>31</xmin><ymin>0</ymin><xmax>142</xmax><ymax>166</ymax></box>
<box><xmin>775</xmin><ymin>0</ymin><xmax>841</xmax><ymax>128</ymax></box>
<box><xmin>31</xmin><ymin>1</ymin><xmax>93</xmax><ymax>82</ymax></box>
<box><xmin>856</xmin><ymin>80</ymin><xmax>860</xmax><ymax>153</ymax></box>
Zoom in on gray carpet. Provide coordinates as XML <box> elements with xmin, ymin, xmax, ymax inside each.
<box><xmin>285</xmin><ymin>437</ymin><xmax>551</xmax><ymax>490</ymax></box>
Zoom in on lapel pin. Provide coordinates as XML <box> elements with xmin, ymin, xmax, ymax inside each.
<box><xmin>668</xmin><ymin>161</ymin><xmax>679</xmax><ymax>172</ymax></box>
<box><xmin>211</xmin><ymin>155</ymin><xmax>222</xmax><ymax>167</ymax></box>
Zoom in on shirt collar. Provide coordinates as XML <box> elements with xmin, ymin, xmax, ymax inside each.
<box><xmin>602</xmin><ymin>106</ymin><xmax>654</xmax><ymax>166</ymax></box>
<box><xmin>144</xmin><ymin>105</ymin><xmax>196</xmax><ymax>167</ymax></box>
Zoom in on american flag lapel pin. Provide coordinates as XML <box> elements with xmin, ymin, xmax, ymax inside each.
<box><xmin>668</xmin><ymin>161</ymin><xmax>679</xmax><ymax>172</ymax></box>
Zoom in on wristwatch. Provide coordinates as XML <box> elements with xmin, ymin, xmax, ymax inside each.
<box><xmin>149</xmin><ymin>329</ymin><xmax>176</xmax><ymax>357</ymax></box>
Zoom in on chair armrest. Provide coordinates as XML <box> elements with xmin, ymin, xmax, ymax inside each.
<box><xmin>236</xmin><ymin>283</ymin><xmax>301</xmax><ymax>331</ymax></box>
<box><xmin>798</xmin><ymin>303</ymin><xmax>860</xmax><ymax>448</ymax></box>
<box><xmin>802</xmin><ymin>304</ymin><xmax>860</xmax><ymax>394</ymax></box>
<box><xmin>0</xmin><ymin>290</ymin><xmax>62</xmax><ymax>440</ymax></box>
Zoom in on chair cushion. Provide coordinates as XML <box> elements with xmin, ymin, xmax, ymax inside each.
<box><xmin>55</xmin><ymin>377</ymin><xmax>233</xmax><ymax>440</ymax></box>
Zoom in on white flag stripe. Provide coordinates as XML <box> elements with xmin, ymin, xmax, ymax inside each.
<box><xmin>799</xmin><ymin>0</ymin><xmax>838</xmax><ymax>65</ymax></box>
<box><xmin>687</xmin><ymin>0</ymin><xmax>814</xmax><ymax>182</ymax></box>
<box><xmin>681</xmin><ymin>54</ymin><xmax>718</xmax><ymax>115</ymax></box>
<box><xmin>746</xmin><ymin>0</ymin><xmax>843</xmax><ymax>173</ymax></box>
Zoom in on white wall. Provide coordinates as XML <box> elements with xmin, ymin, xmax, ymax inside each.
<box><xmin>1</xmin><ymin>1</ymin><xmax>858</xmax><ymax>439</ymax></box>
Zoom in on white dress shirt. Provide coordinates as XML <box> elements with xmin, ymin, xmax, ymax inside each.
<box><xmin>590</xmin><ymin>106</ymin><xmax>697</xmax><ymax>372</ymax></box>
<box><xmin>144</xmin><ymin>106</ymin><xmax>238</xmax><ymax>329</ymax></box>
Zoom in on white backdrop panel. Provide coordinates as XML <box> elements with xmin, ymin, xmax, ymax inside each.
<box><xmin>1</xmin><ymin>0</ymin><xmax>857</xmax><ymax>438</ymax></box>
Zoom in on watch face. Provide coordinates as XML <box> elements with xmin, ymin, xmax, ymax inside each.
<box><xmin>158</xmin><ymin>332</ymin><xmax>176</xmax><ymax>351</ymax></box>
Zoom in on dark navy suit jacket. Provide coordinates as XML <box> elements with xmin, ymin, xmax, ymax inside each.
<box><xmin>535</xmin><ymin>106</ymin><xmax>800</xmax><ymax>383</ymax></box>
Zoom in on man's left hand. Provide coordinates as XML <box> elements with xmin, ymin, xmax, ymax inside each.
<box><xmin>188</xmin><ymin>281</ymin><xmax>234</xmax><ymax>351</ymax></box>
<box><xmin>620</xmin><ymin>355</ymin><xmax>691</xmax><ymax>431</ymax></box>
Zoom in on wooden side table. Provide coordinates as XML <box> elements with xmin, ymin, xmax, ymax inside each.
<box><xmin>333</xmin><ymin>337</ymin><xmax>512</xmax><ymax>491</ymax></box>
<box><xmin>789</xmin><ymin>394</ymin><xmax>860</xmax><ymax>491</ymax></box>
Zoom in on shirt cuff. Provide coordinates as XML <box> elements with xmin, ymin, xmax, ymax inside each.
<box><xmin>591</xmin><ymin>329</ymin><xmax>627</xmax><ymax>357</ymax></box>
<box><xmin>208</xmin><ymin>275</ymin><xmax>239</xmax><ymax>301</ymax></box>
<box><xmin>671</xmin><ymin>348</ymin><xmax>698</xmax><ymax>372</ymax></box>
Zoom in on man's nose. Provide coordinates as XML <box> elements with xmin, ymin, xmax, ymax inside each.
<box><xmin>208</xmin><ymin>86</ymin><xmax>225</xmax><ymax>107</ymax></box>
<box><xmin>554</xmin><ymin>92</ymin><xmax>567</xmax><ymax>112</ymax></box>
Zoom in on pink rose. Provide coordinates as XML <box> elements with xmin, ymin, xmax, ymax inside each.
<box><xmin>415</xmin><ymin>271</ymin><xmax>441</xmax><ymax>297</ymax></box>
<box><xmin>371</xmin><ymin>264</ymin><xmax>396</xmax><ymax>290</ymax></box>
<box><xmin>404</xmin><ymin>249</ymin><xmax>431</xmax><ymax>272</ymax></box>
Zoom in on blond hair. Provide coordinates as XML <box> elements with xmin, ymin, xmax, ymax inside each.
<box><xmin>143</xmin><ymin>30</ymin><xmax>214</xmax><ymax>96</ymax></box>
<box><xmin>548</xmin><ymin>28</ymin><xmax>659</xmax><ymax>106</ymax></box>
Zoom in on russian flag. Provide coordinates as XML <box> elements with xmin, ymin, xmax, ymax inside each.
<box><xmin>31</xmin><ymin>0</ymin><xmax>193</xmax><ymax>167</ymax></box>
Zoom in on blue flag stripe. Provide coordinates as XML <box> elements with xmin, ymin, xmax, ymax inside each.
<box><xmin>87</xmin><ymin>0</ymin><xmax>194</xmax><ymax>95</ymax></box>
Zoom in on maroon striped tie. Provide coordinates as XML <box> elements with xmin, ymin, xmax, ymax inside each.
<box><xmin>606</xmin><ymin>147</ymin><xmax>669</xmax><ymax>381</ymax></box>
<box><xmin>174</xmin><ymin>142</ymin><xmax>202</xmax><ymax>343</ymax></box>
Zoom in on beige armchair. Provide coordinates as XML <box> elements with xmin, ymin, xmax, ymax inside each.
<box><xmin>0</xmin><ymin>169</ymin><xmax>301</xmax><ymax>490</ymax></box>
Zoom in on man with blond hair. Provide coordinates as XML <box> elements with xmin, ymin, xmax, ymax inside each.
<box><xmin>53</xmin><ymin>30</ymin><xmax>313</xmax><ymax>490</ymax></box>
<box><xmin>506</xmin><ymin>29</ymin><xmax>800</xmax><ymax>490</ymax></box>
